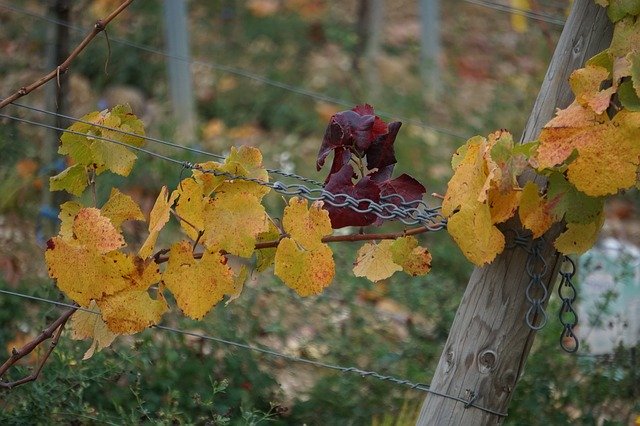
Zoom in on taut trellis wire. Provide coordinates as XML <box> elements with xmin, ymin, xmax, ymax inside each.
<box><xmin>0</xmin><ymin>111</ymin><xmax>447</xmax><ymax>230</ymax></box>
<box><xmin>1</xmin><ymin>109</ymin><xmax>580</xmax><ymax>350</ymax></box>
<box><xmin>0</xmin><ymin>1</ymin><xmax>469</xmax><ymax>141</ymax></box>
<box><xmin>0</xmin><ymin>288</ymin><xmax>508</xmax><ymax>418</ymax></box>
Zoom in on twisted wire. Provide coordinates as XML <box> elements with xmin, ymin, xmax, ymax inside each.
<box><xmin>1</xmin><ymin>112</ymin><xmax>446</xmax><ymax>229</ymax></box>
<box><xmin>0</xmin><ymin>1</ymin><xmax>468</xmax><ymax>140</ymax></box>
<box><xmin>0</xmin><ymin>288</ymin><xmax>507</xmax><ymax>418</ymax></box>
<box><xmin>11</xmin><ymin>102</ymin><xmax>324</xmax><ymax>186</ymax></box>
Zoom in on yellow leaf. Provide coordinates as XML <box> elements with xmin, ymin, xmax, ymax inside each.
<box><xmin>217</xmin><ymin>146</ymin><xmax>271</xmax><ymax>199</ymax></box>
<box><xmin>518</xmin><ymin>182</ymin><xmax>556</xmax><ymax>238</ymax></box>
<box><xmin>97</xmin><ymin>288</ymin><xmax>167</xmax><ymax>334</ymax></box>
<box><xmin>447</xmin><ymin>204</ymin><xmax>505</xmax><ymax>266</ymax></box>
<box><xmin>554</xmin><ymin>213</ymin><xmax>605</xmax><ymax>255</ymax></box>
<box><xmin>101</xmin><ymin>188</ymin><xmax>144</xmax><ymax>231</ymax></box>
<box><xmin>139</xmin><ymin>186</ymin><xmax>179</xmax><ymax>259</ymax></box>
<box><xmin>390</xmin><ymin>236</ymin><xmax>432</xmax><ymax>276</ymax></box>
<box><xmin>538</xmin><ymin>104</ymin><xmax>640</xmax><ymax>196</ymax></box>
<box><xmin>274</xmin><ymin>237</ymin><xmax>335</xmax><ymax>296</ymax></box>
<box><xmin>202</xmin><ymin>190</ymin><xmax>268</xmax><ymax>257</ymax></box>
<box><xmin>173</xmin><ymin>178</ymin><xmax>206</xmax><ymax>240</ymax></box>
<box><xmin>488</xmin><ymin>186</ymin><xmax>521</xmax><ymax>224</ymax></box>
<box><xmin>442</xmin><ymin>138</ymin><xmax>488</xmax><ymax>216</ymax></box>
<box><xmin>69</xmin><ymin>301</ymin><xmax>118</xmax><ymax>360</ymax></box>
<box><xmin>282</xmin><ymin>198</ymin><xmax>332</xmax><ymax>249</ymax></box>
<box><xmin>73</xmin><ymin>208</ymin><xmax>125</xmax><ymax>253</ymax></box>
<box><xmin>46</xmin><ymin>239</ymin><xmax>133</xmax><ymax>306</ymax></box>
<box><xmin>162</xmin><ymin>241</ymin><xmax>234</xmax><ymax>320</ymax></box>
<box><xmin>58</xmin><ymin>201</ymin><xmax>82</xmax><ymax>240</ymax></box>
<box><xmin>193</xmin><ymin>161</ymin><xmax>224</xmax><ymax>196</ymax></box>
<box><xmin>226</xmin><ymin>265</ymin><xmax>249</xmax><ymax>306</ymax></box>
<box><xmin>255</xmin><ymin>219</ymin><xmax>281</xmax><ymax>272</ymax></box>
<box><xmin>353</xmin><ymin>241</ymin><xmax>402</xmax><ymax>282</ymax></box>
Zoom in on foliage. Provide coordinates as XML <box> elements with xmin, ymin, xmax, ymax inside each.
<box><xmin>441</xmin><ymin>3</ymin><xmax>640</xmax><ymax>264</ymax></box>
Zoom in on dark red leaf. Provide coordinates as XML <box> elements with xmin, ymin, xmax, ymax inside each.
<box><xmin>316</xmin><ymin>105</ymin><xmax>389</xmax><ymax>170</ymax></box>
<box><xmin>324</xmin><ymin>164</ymin><xmax>381</xmax><ymax>228</ymax></box>
<box><xmin>376</xmin><ymin>173</ymin><xmax>426</xmax><ymax>204</ymax></box>
<box><xmin>365</xmin><ymin>121</ymin><xmax>401</xmax><ymax>172</ymax></box>
<box><xmin>324</xmin><ymin>147</ymin><xmax>352</xmax><ymax>183</ymax></box>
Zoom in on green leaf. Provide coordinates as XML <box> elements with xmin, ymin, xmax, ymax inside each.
<box><xmin>629</xmin><ymin>51</ymin><xmax>640</xmax><ymax>96</ymax></box>
<box><xmin>586</xmin><ymin>51</ymin><xmax>614</xmax><ymax>72</ymax></box>
<box><xmin>618</xmin><ymin>80</ymin><xmax>640</xmax><ymax>111</ymax></box>
<box><xmin>50</xmin><ymin>164</ymin><xmax>88</xmax><ymax>196</ymax></box>
<box><xmin>547</xmin><ymin>172</ymin><xmax>604</xmax><ymax>224</ymax></box>
<box><xmin>620</xmin><ymin>0</ymin><xmax>640</xmax><ymax>15</ymax></box>
<box><xmin>608</xmin><ymin>0</ymin><xmax>628</xmax><ymax>22</ymax></box>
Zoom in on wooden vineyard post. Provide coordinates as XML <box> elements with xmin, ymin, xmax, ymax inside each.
<box><xmin>416</xmin><ymin>1</ymin><xmax>613</xmax><ymax>424</ymax></box>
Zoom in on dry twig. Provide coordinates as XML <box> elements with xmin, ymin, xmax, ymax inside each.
<box><xmin>0</xmin><ymin>0</ymin><xmax>134</xmax><ymax>110</ymax></box>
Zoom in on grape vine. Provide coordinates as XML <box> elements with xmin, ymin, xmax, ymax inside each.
<box><xmin>0</xmin><ymin>0</ymin><xmax>637</xmax><ymax>389</ymax></box>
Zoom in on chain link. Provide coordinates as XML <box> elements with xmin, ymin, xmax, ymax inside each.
<box><xmin>558</xmin><ymin>256</ymin><xmax>579</xmax><ymax>353</ymax></box>
<box><xmin>190</xmin><ymin>163</ymin><xmax>448</xmax><ymax>230</ymax></box>
<box><xmin>507</xmin><ymin>230</ymin><xmax>550</xmax><ymax>331</ymax></box>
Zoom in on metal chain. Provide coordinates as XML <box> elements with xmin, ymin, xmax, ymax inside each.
<box><xmin>506</xmin><ymin>230</ymin><xmax>550</xmax><ymax>330</ymax></box>
<box><xmin>558</xmin><ymin>256</ymin><xmax>579</xmax><ymax>353</ymax></box>
<box><xmin>190</xmin><ymin>163</ymin><xmax>448</xmax><ymax>230</ymax></box>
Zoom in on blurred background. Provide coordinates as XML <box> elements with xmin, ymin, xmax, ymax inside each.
<box><xmin>0</xmin><ymin>0</ymin><xmax>638</xmax><ymax>424</ymax></box>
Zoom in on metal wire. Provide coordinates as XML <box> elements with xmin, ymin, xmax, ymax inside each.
<box><xmin>0</xmin><ymin>288</ymin><xmax>508</xmax><ymax>417</ymax></box>
<box><xmin>461</xmin><ymin>0</ymin><xmax>566</xmax><ymax>26</ymax></box>
<box><xmin>0</xmin><ymin>2</ymin><xmax>469</xmax><ymax>141</ymax></box>
<box><xmin>558</xmin><ymin>256</ymin><xmax>579</xmax><ymax>353</ymax></box>
<box><xmin>1</xmin><ymin>112</ymin><xmax>446</xmax><ymax>229</ymax></box>
<box><xmin>11</xmin><ymin>102</ymin><xmax>325</xmax><ymax>187</ymax></box>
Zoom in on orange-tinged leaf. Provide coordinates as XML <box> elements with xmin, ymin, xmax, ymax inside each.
<box><xmin>353</xmin><ymin>240</ymin><xmax>402</xmax><ymax>282</ymax></box>
<box><xmin>538</xmin><ymin>104</ymin><xmax>640</xmax><ymax>196</ymax></box>
<box><xmin>139</xmin><ymin>186</ymin><xmax>179</xmax><ymax>259</ymax></box>
<box><xmin>162</xmin><ymin>241</ymin><xmax>234</xmax><ymax>320</ymax></box>
<box><xmin>202</xmin><ymin>190</ymin><xmax>268</xmax><ymax>257</ymax></box>
<box><xmin>173</xmin><ymin>178</ymin><xmax>206</xmax><ymax>240</ymax></box>
<box><xmin>447</xmin><ymin>204</ymin><xmax>505</xmax><ymax>266</ymax></box>
<box><xmin>73</xmin><ymin>208</ymin><xmax>125</xmax><ymax>253</ymax></box>
<box><xmin>282</xmin><ymin>198</ymin><xmax>332</xmax><ymax>249</ymax></box>
<box><xmin>569</xmin><ymin>65</ymin><xmax>613</xmax><ymax>114</ymax></box>
<box><xmin>274</xmin><ymin>237</ymin><xmax>335</xmax><ymax>296</ymax></box>
<box><xmin>101</xmin><ymin>188</ymin><xmax>144</xmax><ymax>231</ymax></box>
<box><xmin>70</xmin><ymin>301</ymin><xmax>118</xmax><ymax>360</ymax></box>
<box><xmin>488</xmin><ymin>186</ymin><xmax>521</xmax><ymax>224</ymax></box>
<box><xmin>45</xmin><ymin>240</ymin><xmax>133</xmax><ymax>306</ymax></box>
<box><xmin>554</xmin><ymin>213</ymin><xmax>605</xmax><ymax>255</ymax></box>
<box><xmin>518</xmin><ymin>182</ymin><xmax>556</xmax><ymax>238</ymax></box>
<box><xmin>97</xmin><ymin>288</ymin><xmax>167</xmax><ymax>334</ymax></box>
<box><xmin>390</xmin><ymin>236</ymin><xmax>432</xmax><ymax>276</ymax></box>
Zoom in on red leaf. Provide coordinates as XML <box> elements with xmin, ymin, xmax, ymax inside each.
<box><xmin>324</xmin><ymin>164</ymin><xmax>381</xmax><ymax>228</ymax></box>
<box><xmin>316</xmin><ymin>105</ymin><xmax>388</xmax><ymax>171</ymax></box>
<box><xmin>365</xmin><ymin>121</ymin><xmax>401</xmax><ymax>172</ymax></box>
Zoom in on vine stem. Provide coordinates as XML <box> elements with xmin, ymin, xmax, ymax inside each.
<box><xmin>0</xmin><ymin>307</ymin><xmax>77</xmax><ymax>389</ymax></box>
<box><xmin>0</xmin><ymin>0</ymin><xmax>135</xmax><ymax>110</ymax></box>
<box><xmin>154</xmin><ymin>225</ymin><xmax>430</xmax><ymax>263</ymax></box>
